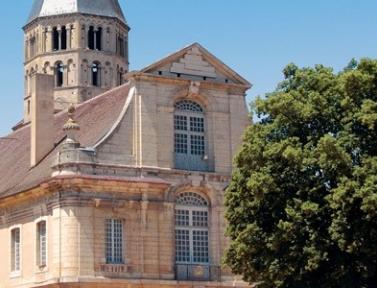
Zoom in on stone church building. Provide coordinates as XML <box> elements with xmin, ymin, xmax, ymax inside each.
<box><xmin>0</xmin><ymin>0</ymin><xmax>251</xmax><ymax>287</ymax></box>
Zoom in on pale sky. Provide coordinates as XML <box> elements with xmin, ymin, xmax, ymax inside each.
<box><xmin>2</xmin><ymin>0</ymin><xmax>377</xmax><ymax>136</ymax></box>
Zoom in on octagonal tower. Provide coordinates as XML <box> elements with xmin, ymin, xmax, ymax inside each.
<box><xmin>23</xmin><ymin>0</ymin><xmax>130</xmax><ymax>122</ymax></box>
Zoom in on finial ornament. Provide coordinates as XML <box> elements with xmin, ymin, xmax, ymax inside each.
<box><xmin>63</xmin><ymin>103</ymin><xmax>80</xmax><ymax>145</ymax></box>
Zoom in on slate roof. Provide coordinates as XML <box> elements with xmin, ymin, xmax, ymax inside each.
<box><xmin>0</xmin><ymin>83</ymin><xmax>130</xmax><ymax>199</ymax></box>
<box><xmin>27</xmin><ymin>0</ymin><xmax>126</xmax><ymax>24</ymax></box>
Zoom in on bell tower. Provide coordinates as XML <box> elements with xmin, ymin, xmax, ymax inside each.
<box><xmin>23</xmin><ymin>0</ymin><xmax>130</xmax><ymax>123</ymax></box>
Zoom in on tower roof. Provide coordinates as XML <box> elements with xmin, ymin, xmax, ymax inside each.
<box><xmin>27</xmin><ymin>0</ymin><xmax>126</xmax><ymax>24</ymax></box>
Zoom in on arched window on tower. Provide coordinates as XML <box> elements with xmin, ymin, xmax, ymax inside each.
<box><xmin>92</xmin><ymin>62</ymin><xmax>101</xmax><ymax>87</ymax></box>
<box><xmin>116</xmin><ymin>34</ymin><xmax>125</xmax><ymax>57</ymax></box>
<box><xmin>96</xmin><ymin>27</ymin><xmax>102</xmax><ymax>51</ymax></box>
<box><xmin>30</xmin><ymin>36</ymin><xmax>36</xmax><ymax>58</ymax></box>
<box><xmin>174</xmin><ymin>100</ymin><xmax>208</xmax><ymax>171</ymax></box>
<box><xmin>88</xmin><ymin>26</ymin><xmax>95</xmax><ymax>50</ymax></box>
<box><xmin>52</xmin><ymin>27</ymin><xmax>59</xmax><ymax>51</ymax></box>
<box><xmin>175</xmin><ymin>192</ymin><xmax>209</xmax><ymax>280</ymax></box>
<box><xmin>61</xmin><ymin>26</ymin><xmax>67</xmax><ymax>50</ymax></box>
<box><xmin>117</xmin><ymin>67</ymin><xmax>124</xmax><ymax>86</ymax></box>
<box><xmin>55</xmin><ymin>62</ymin><xmax>64</xmax><ymax>87</ymax></box>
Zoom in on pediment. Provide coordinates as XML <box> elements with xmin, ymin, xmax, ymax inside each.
<box><xmin>141</xmin><ymin>43</ymin><xmax>251</xmax><ymax>87</ymax></box>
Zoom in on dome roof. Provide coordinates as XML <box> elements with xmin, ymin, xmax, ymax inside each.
<box><xmin>27</xmin><ymin>0</ymin><xmax>126</xmax><ymax>24</ymax></box>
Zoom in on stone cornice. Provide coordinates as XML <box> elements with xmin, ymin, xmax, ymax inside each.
<box><xmin>0</xmin><ymin>164</ymin><xmax>231</xmax><ymax>209</ymax></box>
<box><xmin>24</xmin><ymin>12</ymin><xmax>130</xmax><ymax>31</ymax></box>
<box><xmin>126</xmin><ymin>72</ymin><xmax>249</xmax><ymax>96</ymax></box>
<box><xmin>0</xmin><ymin>174</ymin><xmax>171</xmax><ymax>209</ymax></box>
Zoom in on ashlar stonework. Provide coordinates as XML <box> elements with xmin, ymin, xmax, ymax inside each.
<box><xmin>0</xmin><ymin>1</ymin><xmax>253</xmax><ymax>288</ymax></box>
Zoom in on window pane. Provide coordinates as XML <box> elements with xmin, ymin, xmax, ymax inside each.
<box><xmin>193</xmin><ymin>230</ymin><xmax>209</xmax><ymax>263</ymax></box>
<box><xmin>174</xmin><ymin>115</ymin><xmax>187</xmax><ymax>131</ymax></box>
<box><xmin>175</xmin><ymin>209</ymin><xmax>190</xmax><ymax>226</ymax></box>
<box><xmin>192</xmin><ymin>211</ymin><xmax>208</xmax><ymax>227</ymax></box>
<box><xmin>176</xmin><ymin>192</ymin><xmax>208</xmax><ymax>207</ymax></box>
<box><xmin>175</xmin><ymin>100</ymin><xmax>203</xmax><ymax>113</ymax></box>
<box><xmin>190</xmin><ymin>135</ymin><xmax>205</xmax><ymax>156</ymax></box>
<box><xmin>11</xmin><ymin>228</ymin><xmax>20</xmax><ymax>272</ymax></box>
<box><xmin>105</xmin><ymin>219</ymin><xmax>123</xmax><ymax>264</ymax></box>
<box><xmin>190</xmin><ymin>117</ymin><xmax>204</xmax><ymax>132</ymax></box>
<box><xmin>175</xmin><ymin>229</ymin><xmax>190</xmax><ymax>263</ymax></box>
<box><xmin>37</xmin><ymin>221</ymin><xmax>47</xmax><ymax>267</ymax></box>
<box><xmin>175</xmin><ymin>133</ymin><xmax>188</xmax><ymax>154</ymax></box>
<box><xmin>113</xmin><ymin>219</ymin><xmax>123</xmax><ymax>264</ymax></box>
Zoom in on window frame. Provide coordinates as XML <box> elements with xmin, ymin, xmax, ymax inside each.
<box><xmin>96</xmin><ymin>27</ymin><xmax>102</xmax><ymax>51</ymax></box>
<box><xmin>174</xmin><ymin>100</ymin><xmax>208</xmax><ymax>171</ymax></box>
<box><xmin>88</xmin><ymin>26</ymin><xmax>95</xmax><ymax>50</ymax></box>
<box><xmin>175</xmin><ymin>193</ymin><xmax>210</xmax><ymax>265</ymax></box>
<box><xmin>55</xmin><ymin>62</ymin><xmax>64</xmax><ymax>87</ymax></box>
<box><xmin>9</xmin><ymin>225</ymin><xmax>22</xmax><ymax>278</ymax></box>
<box><xmin>35</xmin><ymin>219</ymin><xmax>48</xmax><ymax>269</ymax></box>
<box><xmin>92</xmin><ymin>62</ymin><xmax>101</xmax><ymax>87</ymax></box>
<box><xmin>52</xmin><ymin>26</ymin><xmax>59</xmax><ymax>51</ymax></box>
<box><xmin>105</xmin><ymin>218</ymin><xmax>124</xmax><ymax>264</ymax></box>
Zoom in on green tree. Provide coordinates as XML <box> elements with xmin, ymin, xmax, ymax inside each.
<box><xmin>224</xmin><ymin>59</ymin><xmax>377</xmax><ymax>288</ymax></box>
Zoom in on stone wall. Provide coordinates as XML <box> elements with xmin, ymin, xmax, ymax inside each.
<box><xmin>0</xmin><ymin>172</ymin><xmax>240</xmax><ymax>287</ymax></box>
<box><xmin>23</xmin><ymin>14</ymin><xmax>129</xmax><ymax>121</ymax></box>
<box><xmin>95</xmin><ymin>75</ymin><xmax>249</xmax><ymax>174</ymax></box>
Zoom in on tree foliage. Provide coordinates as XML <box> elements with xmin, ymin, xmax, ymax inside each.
<box><xmin>225</xmin><ymin>59</ymin><xmax>377</xmax><ymax>288</ymax></box>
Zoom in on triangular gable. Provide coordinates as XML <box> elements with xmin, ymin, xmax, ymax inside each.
<box><xmin>141</xmin><ymin>43</ymin><xmax>251</xmax><ymax>87</ymax></box>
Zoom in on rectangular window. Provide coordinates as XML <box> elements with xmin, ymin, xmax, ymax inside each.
<box><xmin>175</xmin><ymin>133</ymin><xmax>188</xmax><ymax>154</ymax></box>
<box><xmin>175</xmin><ymin>229</ymin><xmax>190</xmax><ymax>263</ymax></box>
<box><xmin>11</xmin><ymin>228</ymin><xmax>21</xmax><ymax>272</ymax></box>
<box><xmin>175</xmin><ymin>210</ymin><xmax>190</xmax><ymax>226</ymax></box>
<box><xmin>190</xmin><ymin>135</ymin><xmax>205</xmax><ymax>156</ymax></box>
<box><xmin>174</xmin><ymin>115</ymin><xmax>188</xmax><ymax>131</ymax></box>
<box><xmin>192</xmin><ymin>230</ymin><xmax>209</xmax><ymax>263</ymax></box>
<box><xmin>190</xmin><ymin>117</ymin><xmax>204</xmax><ymax>132</ymax></box>
<box><xmin>36</xmin><ymin>221</ymin><xmax>47</xmax><ymax>267</ymax></box>
<box><xmin>192</xmin><ymin>211</ymin><xmax>208</xmax><ymax>227</ymax></box>
<box><xmin>105</xmin><ymin>219</ymin><xmax>123</xmax><ymax>264</ymax></box>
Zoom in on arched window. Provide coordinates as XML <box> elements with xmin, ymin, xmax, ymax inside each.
<box><xmin>88</xmin><ymin>26</ymin><xmax>102</xmax><ymax>50</ymax></box>
<box><xmin>174</xmin><ymin>100</ymin><xmax>207</xmax><ymax>171</ymax></box>
<box><xmin>30</xmin><ymin>36</ymin><xmax>36</xmax><ymax>57</ymax></box>
<box><xmin>117</xmin><ymin>67</ymin><xmax>124</xmax><ymax>86</ymax></box>
<box><xmin>61</xmin><ymin>26</ymin><xmax>67</xmax><ymax>50</ymax></box>
<box><xmin>88</xmin><ymin>26</ymin><xmax>95</xmax><ymax>50</ymax></box>
<box><xmin>96</xmin><ymin>27</ymin><xmax>102</xmax><ymax>51</ymax></box>
<box><xmin>52</xmin><ymin>27</ymin><xmax>59</xmax><ymax>51</ymax></box>
<box><xmin>175</xmin><ymin>192</ymin><xmax>209</xmax><ymax>264</ymax></box>
<box><xmin>92</xmin><ymin>62</ymin><xmax>101</xmax><ymax>87</ymax></box>
<box><xmin>55</xmin><ymin>62</ymin><xmax>64</xmax><ymax>87</ymax></box>
<box><xmin>52</xmin><ymin>26</ymin><xmax>67</xmax><ymax>51</ymax></box>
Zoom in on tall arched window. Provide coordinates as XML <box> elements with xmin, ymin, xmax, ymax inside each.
<box><xmin>117</xmin><ymin>67</ymin><xmax>124</xmax><ymax>86</ymax></box>
<box><xmin>96</xmin><ymin>27</ymin><xmax>102</xmax><ymax>51</ymax></box>
<box><xmin>92</xmin><ymin>62</ymin><xmax>101</xmax><ymax>87</ymax></box>
<box><xmin>175</xmin><ymin>192</ymin><xmax>209</xmax><ymax>265</ymax></box>
<box><xmin>55</xmin><ymin>62</ymin><xmax>64</xmax><ymax>87</ymax></box>
<box><xmin>88</xmin><ymin>26</ymin><xmax>95</xmax><ymax>50</ymax></box>
<box><xmin>174</xmin><ymin>100</ymin><xmax>207</xmax><ymax>171</ymax></box>
<box><xmin>61</xmin><ymin>26</ymin><xmax>67</xmax><ymax>50</ymax></box>
<box><xmin>52</xmin><ymin>26</ymin><xmax>67</xmax><ymax>51</ymax></box>
<box><xmin>52</xmin><ymin>27</ymin><xmax>59</xmax><ymax>51</ymax></box>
